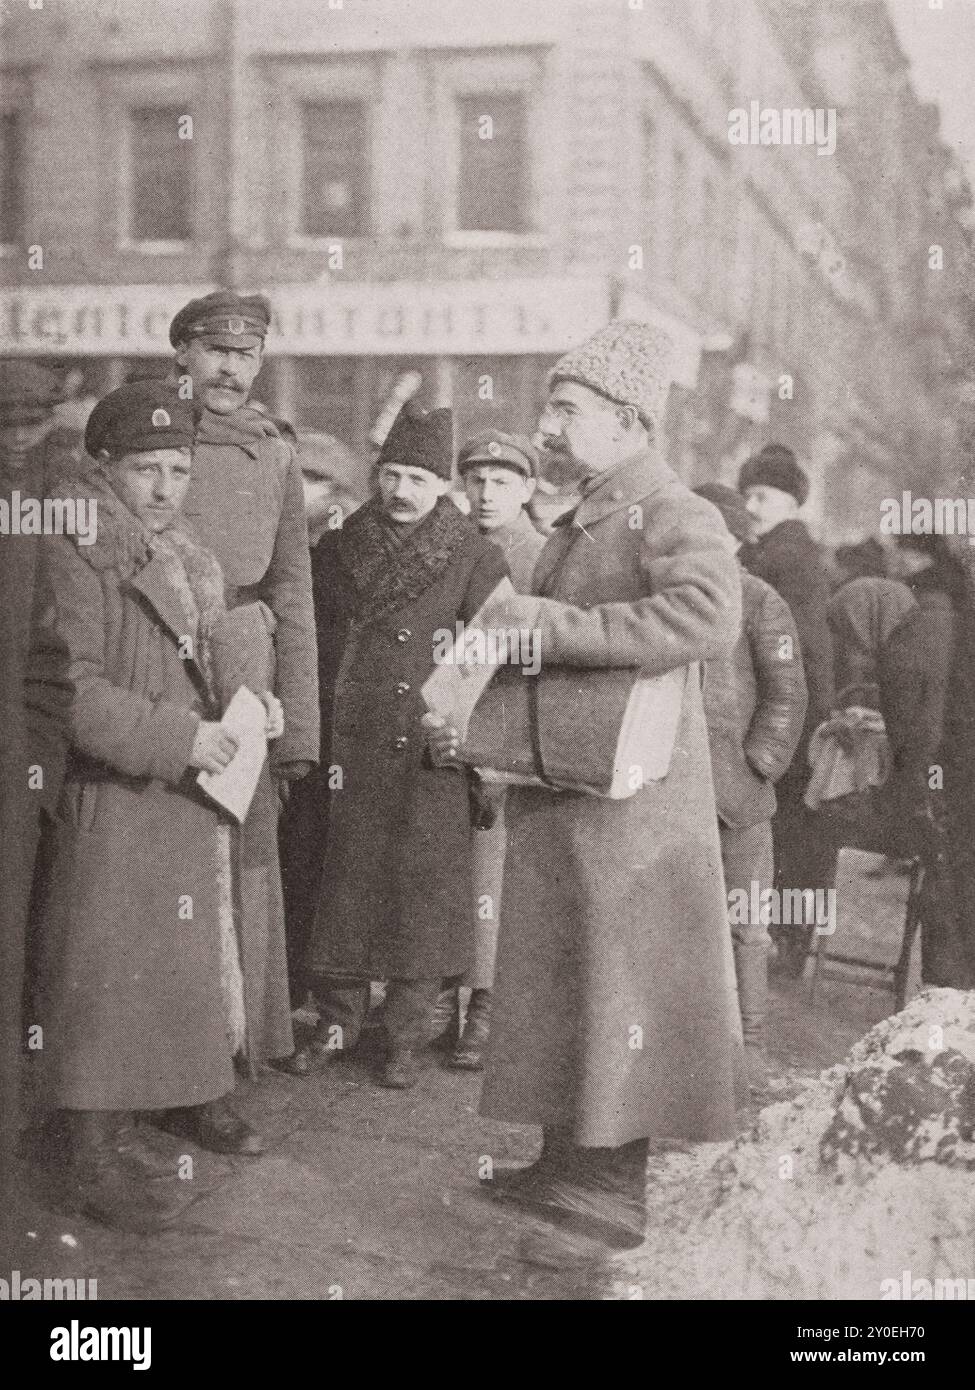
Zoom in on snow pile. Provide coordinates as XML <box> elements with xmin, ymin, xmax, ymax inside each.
<box><xmin>618</xmin><ymin>989</ymin><xmax>975</xmax><ymax>1299</ymax></box>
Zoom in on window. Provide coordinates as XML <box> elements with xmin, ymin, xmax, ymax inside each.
<box><xmin>301</xmin><ymin>101</ymin><xmax>369</xmax><ymax>238</ymax></box>
<box><xmin>128</xmin><ymin>107</ymin><xmax>193</xmax><ymax>243</ymax></box>
<box><xmin>294</xmin><ymin>357</ymin><xmax>360</xmax><ymax>441</ymax></box>
<box><xmin>1</xmin><ymin>111</ymin><xmax>24</xmax><ymax>245</ymax></box>
<box><xmin>456</xmin><ymin>93</ymin><xmax>528</xmax><ymax>234</ymax></box>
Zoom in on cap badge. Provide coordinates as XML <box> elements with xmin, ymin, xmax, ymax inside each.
<box><xmin>151</xmin><ymin>408</ymin><xmax>171</xmax><ymax>428</ymax></box>
<box><xmin>228</xmin><ymin>317</ymin><xmax>245</xmax><ymax>335</ymax></box>
<box><xmin>488</xmin><ymin>440</ymin><xmax>502</xmax><ymax>457</ymax></box>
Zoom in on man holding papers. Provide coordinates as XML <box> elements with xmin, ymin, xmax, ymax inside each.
<box><xmin>427</xmin><ymin>320</ymin><xmax>745</xmax><ymax>1253</ymax></box>
<box><xmin>27</xmin><ymin>382</ymin><xmax>282</xmax><ymax>1235</ymax></box>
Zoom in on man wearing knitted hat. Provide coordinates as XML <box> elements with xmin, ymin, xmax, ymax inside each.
<box><xmin>427</xmin><ymin>320</ymin><xmax>746</xmax><ymax>1254</ymax></box>
<box><xmin>738</xmin><ymin>444</ymin><xmax>836</xmax><ymax>978</ymax></box>
<box><xmin>279</xmin><ymin>403</ymin><xmax>508</xmax><ymax>1089</ymax></box>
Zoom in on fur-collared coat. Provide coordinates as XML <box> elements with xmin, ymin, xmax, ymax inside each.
<box><xmin>477</xmin><ymin>448</ymin><xmax>745</xmax><ymax>1147</ymax></box>
<box><xmin>282</xmin><ymin>495</ymin><xmax>507</xmax><ymax>982</ymax></box>
<box><xmin>28</xmin><ymin>475</ymin><xmax>246</xmax><ymax>1111</ymax></box>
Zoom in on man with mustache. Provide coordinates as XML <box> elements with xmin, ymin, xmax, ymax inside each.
<box><xmin>166</xmin><ymin>292</ymin><xmax>319</xmax><ymax>1122</ymax></box>
<box><xmin>279</xmin><ymin>403</ymin><xmax>507</xmax><ymax>1089</ymax></box>
<box><xmin>428</xmin><ymin>321</ymin><xmax>745</xmax><ymax>1254</ymax></box>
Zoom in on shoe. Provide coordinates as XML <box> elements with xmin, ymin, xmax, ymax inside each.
<box><xmin>69</xmin><ymin>1111</ymin><xmax>187</xmax><ymax>1235</ymax></box>
<box><xmin>506</xmin><ymin>1173</ymin><xmax>647</xmax><ymax>1250</ymax></box>
<box><xmin>481</xmin><ymin>1126</ymin><xmax>573</xmax><ymax>1198</ymax></box>
<box><xmin>275</xmin><ymin>1036</ymin><xmax>342</xmax><ymax>1077</ymax></box>
<box><xmin>449</xmin><ymin>989</ymin><xmax>491</xmax><ymax>1071</ymax></box>
<box><xmin>114</xmin><ymin>1119</ymin><xmax>184</xmax><ymax>1179</ymax></box>
<box><xmin>160</xmin><ymin>1096</ymin><xmax>266</xmax><ymax>1156</ymax></box>
<box><xmin>379</xmin><ymin>1047</ymin><xmax>420</xmax><ymax>1089</ymax></box>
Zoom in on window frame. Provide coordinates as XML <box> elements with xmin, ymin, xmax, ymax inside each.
<box><xmin>0</xmin><ymin>73</ymin><xmax>31</xmax><ymax>256</ymax></box>
<box><xmin>430</xmin><ymin>47</ymin><xmax>551</xmax><ymax>250</ymax></box>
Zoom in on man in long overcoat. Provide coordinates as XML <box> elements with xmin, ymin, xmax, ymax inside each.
<box><xmin>170</xmin><ymin>292</ymin><xmax>319</xmax><ymax>1068</ymax></box>
<box><xmin>0</xmin><ymin>363</ymin><xmax>73</xmax><ymax>1243</ymax></box>
<box><xmin>430</xmin><ymin>321</ymin><xmax>744</xmax><ymax>1250</ymax></box>
<box><xmin>279</xmin><ymin>404</ymin><xmax>507</xmax><ymax>1088</ymax></box>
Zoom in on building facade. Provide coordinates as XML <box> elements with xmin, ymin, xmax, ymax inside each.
<box><xmin>1</xmin><ymin>0</ymin><xmax>971</xmax><ymax>535</ymax></box>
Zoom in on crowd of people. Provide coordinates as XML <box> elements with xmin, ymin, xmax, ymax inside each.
<box><xmin>2</xmin><ymin>293</ymin><xmax>974</xmax><ymax>1258</ymax></box>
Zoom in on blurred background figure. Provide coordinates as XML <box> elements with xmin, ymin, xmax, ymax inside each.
<box><xmin>432</xmin><ymin>430</ymin><xmax>548</xmax><ymax>1072</ymax></box>
<box><xmin>738</xmin><ymin>445</ymin><xmax>836</xmax><ymax>979</ymax></box>
<box><xmin>695</xmin><ymin>482</ymin><xmax>807</xmax><ymax>1093</ymax></box>
<box><xmin>293</xmin><ymin>429</ymin><xmax>368</xmax><ymax>547</ymax></box>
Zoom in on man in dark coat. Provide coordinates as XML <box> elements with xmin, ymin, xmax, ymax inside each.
<box><xmin>0</xmin><ymin>362</ymin><xmax>72</xmax><ymax>1244</ymax></box>
<box><xmin>695</xmin><ymin>483</ymin><xmax>807</xmax><ymax>1088</ymax></box>
<box><xmin>738</xmin><ymin>445</ymin><xmax>836</xmax><ymax>976</ymax></box>
<box><xmin>280</xmin><ymin>404</ymin><xmax>507</xmax><ymax>1089</ymax></box>
<box><xmin>170</xmin><ymin>292</ymin><xmax>319</xmax><ymax>1067</ymax></box>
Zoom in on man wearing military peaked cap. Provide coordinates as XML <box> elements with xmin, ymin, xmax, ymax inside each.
<box><xmin>83</xmin><ymin>378</ymin><xmax>197</xmax><ymax>459</ymax></box>
<box><xmin>165</xmin><ymin>288</ymin><xmax>319</xmax><ymax>1089</ymax></box>
<box><xmin>169</xmin><ymin>291</ymin><xmax>272</xmax><ymax>351</ymax></box>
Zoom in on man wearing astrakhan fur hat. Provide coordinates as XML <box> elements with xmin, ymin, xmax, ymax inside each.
<box><xmin>428</xmin><ymin>320</ymin><xmax>746</xmax><ymax>1255</ymax></box>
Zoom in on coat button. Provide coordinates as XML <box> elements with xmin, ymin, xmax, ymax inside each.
<box><xmin>396</xmin><ymin>628</ymin><xmax>412</xmax><ymax>643</ymax></box>
<box><xmin>394</xmin><ymin>735</ymin><xmax>408</xmax><ymax>750</ymax></box>
<box><xmin>395</xmin><ymin>681</ymin><xmax>411</xmax><ymax>696</ymax></box>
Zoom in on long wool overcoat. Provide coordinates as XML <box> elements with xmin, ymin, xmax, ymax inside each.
<box><xmin>478</xmin><ymin>448</ymin><xmax>745</xmax><ymax>1147</ymax></box>
<box><xmin>28</xmin><ymin>477</ymin><xmax>241</xmax><ymax>1112</ymax></box>
<box><xmin>286</xmin><ymin>495</ymin><xmax>507</xmax><ymax>982</ymax></box>
<box><xmin>182</xmin><ymin>405</ymin><xmax>320</xmax><ymax>1063</ymax></box>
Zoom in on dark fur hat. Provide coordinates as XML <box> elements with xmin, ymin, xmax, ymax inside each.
<box><xmin>738</xmin><ymin>444</ymin><xmax>809</xmax><ymax>506</ymax></box>
<box><xmin>376</xmin><ymin>402</ymin><xmax>453</xmax><ymax>481</ymax></box>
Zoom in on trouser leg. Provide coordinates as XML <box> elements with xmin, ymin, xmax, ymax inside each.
<box><xmin>722</xmin><ymin>820</ymin><xmax>772</xmax><ymax>1066</ymax></box>
<box><xmin>384</xmin><ymin>978</ymin><xmax>442</xmax><ymax>1051</ymax></box>
<box><xmin>311</xmin><ymin>975</ymin><xmax>371</xmax><ymax>1055</ymax></box>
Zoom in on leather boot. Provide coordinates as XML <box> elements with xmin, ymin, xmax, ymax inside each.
<box><xmin>429</xmin><ymin>985</ymin><xmax>461</xmax><ymax>1052</ymax></box>
<box><xmin>379</xmin><ymin>1047</ymin><xmax>420</xmax><ymax>1089</ymax></box>
<box><xmin>734</xmin><ymin>939</ymin><xmax>769</xmax><ymax>1092</ymax></box>
<box><xmin>159</xmin><ymin>1095</ymin><xmax>266</xmax><ymax>1156</ymax></box>
<box><xmin>449</xmin><ymin>989</ymin><xmax>491</xmax><ymax>1070</ymax></box>
<box><xmin>69</xmin><ymin>1111</ymin><xmax>186</xmax><ymax>1234</ymax></box>
<box><xmin>483</xmin><ymin>1125</ymin><xmax>574</xmax><ymax>1198</ymax></box>
<box><xmin>511</xmin><ymin>1140</ymin><xmax>649</xmax><ymax>1249</ymax></box>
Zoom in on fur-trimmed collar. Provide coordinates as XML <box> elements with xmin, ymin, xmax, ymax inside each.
<box><xmin>54</xmin><ymin>468</ymin><xmax>226</xmax><ymax>698</ymax></box>
<box><xmin>337</xmin><ymin>493</ymin><xmax>478</xmax><ymax>623</ymax></box>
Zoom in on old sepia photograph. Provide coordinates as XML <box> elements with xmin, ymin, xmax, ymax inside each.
<box><xmin>1</xmin><ymin>0</ymin><xmax>974</xmax><ymax>1334</ymax></box>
